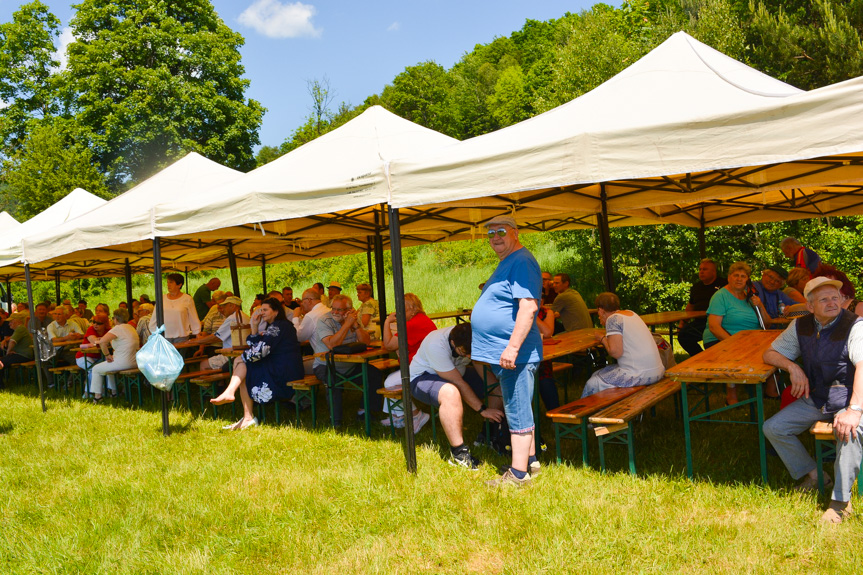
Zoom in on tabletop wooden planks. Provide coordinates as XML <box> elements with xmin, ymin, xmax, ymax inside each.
<box><xmin>542</xmin><ymin>328</ymin><xmax>605</xmax><ymax>361</ymax></box>
<box><xmin>639</xmin><ymin>310</ymin><xmax>706</xmax><ymax>326</ymax></box>
<box><xmin>665</xmin><ymin>330</ymin><xmax>782</xmax><ymax>384</ymax></box>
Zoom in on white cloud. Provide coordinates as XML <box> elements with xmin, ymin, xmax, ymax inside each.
<box><xmin>53</xmin><ymin>27</ymin><xmax>75</xmax><ymax>71</ymax></box>
<box><xmin>238</xmin><ymin>0</ymin><xmax>322</xmax><ymax>39</ymax></box>
<box><xmin>387</xmin><ymin>21</ymin><xmax>400</xmax><ymax>32</ymax></box>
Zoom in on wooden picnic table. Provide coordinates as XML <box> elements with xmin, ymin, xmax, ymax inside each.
<box><xmin>313</xmin><ymin>346</ymin><xmax>391</xmax><ymax>435</ymax></box>
<box><xmin>639</xmin><ymin>310</ymin><xmax>706</xmax><ymax>348</ymax></box>
<box><xmin>427</xmin><ymin>309</ymin><xmax>472</xmax><ymax>324</ymax></box>
<box><xmin>542</xmin><ymin>328</ymin><xmax>605</xmax><ymax>361</ymax></box>
<box><xmin>665</xmin><ymin>329</ymin><xmax>782</xmax><ymax>482</ymax></box>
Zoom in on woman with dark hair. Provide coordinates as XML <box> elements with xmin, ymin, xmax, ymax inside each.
<box><xmin>148</xmin><ymin>272</ymin><xmax>201</xmax><ymax>345</ymax></box>
<box><xmin>210</xmin><ymin>297</ymin><xmax>304</xmax><ymax>430</ymax></box>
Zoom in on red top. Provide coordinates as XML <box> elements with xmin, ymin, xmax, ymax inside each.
<box><xmin>75</xmin><ymin>325</ymin><xmax>103</xmax><ymax>359</ymax></box>
<box><xmin>404</xmin><ymin>312</ymin><xmax>437</xmax><ymax>364</ymax></box>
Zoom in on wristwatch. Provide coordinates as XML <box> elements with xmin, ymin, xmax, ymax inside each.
<box><xmin>478</xmin><ymin>403</ymin><xmax>487</xmax><ymax>413</ymax></box>
<box><xmin>848</xmin><ymin>404</ymin><xmax>863</xmax><ymax>413</ymax></box>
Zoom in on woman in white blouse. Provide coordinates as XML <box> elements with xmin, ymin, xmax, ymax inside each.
<box><xmin>581</xmin><ymin>292</ymin><xmax>665</xmax><ymax>397</ymax></box>
<box><xmin>90</xmin><ymin>308</ymin><xmax>140</xmax><ymax>401</ymax></box>
<box><xmin>149</xmin><ymin>273</ymin><xmax>201</xmax><ymax>345</ymax></box>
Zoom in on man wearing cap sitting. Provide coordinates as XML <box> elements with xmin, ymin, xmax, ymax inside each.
<box><xmin>197</xmin><ymin>296</ymin><xmax>250</xmax><ymax>372</ymax></box>
<box><xmin>753</xmin><ymin>265</ymin><xmax>796</xmax><ymax>319</ymax></box>
<box><xmin>762</xmin><ymin>277</ymin><xmax>863</xmax><ymax>523</ymax></box>
<box><xmin>472</xmin><ymin>215</ymin><xmax>543</xmax><ymax>487</ymax></box>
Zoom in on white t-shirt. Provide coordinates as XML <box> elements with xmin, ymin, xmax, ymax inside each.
<box><xmin>215</xmin><ymin>311</ymin><xmax>251</xmax><ymax>348</ymax></box>
<box><xmin>292</xmin><ymin>302</ymin><xmax>330</xmax><ymax>343</ymax></box>
<box><xmin>47</xmin><ymin>320</ymin><xmax>83</xmax><ymax>340</ymax></box>
<box><xmin>604</xmin><ymin>311</ymin><xmax>664</xmax><ymax>380</ymax></box>
<box><xmin>107</xmin><ymin>324</ymin><xmax>140</xmax><ymax>364</ymax></box>
<box><xmin>409</xmin><ymin>326</ymin><xmax>471</xmax><ymax>380</ymax></box>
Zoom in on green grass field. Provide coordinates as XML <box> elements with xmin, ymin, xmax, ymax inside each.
<box><xmin>3</xmin><ymin>364</ymin><xmax>863</xmax><ymax>573</ymax></box>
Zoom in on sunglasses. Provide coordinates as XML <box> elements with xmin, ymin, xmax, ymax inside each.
<box><xmin>487</xmin><ymin>228</ymin><xmax>508</xmax><ymax>238</ymax></box>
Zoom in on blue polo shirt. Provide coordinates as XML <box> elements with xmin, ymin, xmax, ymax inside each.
<box><xmin>471</xmin><ymin>247</ymin><xmax>543</xmax><ymax>364</ymax></box>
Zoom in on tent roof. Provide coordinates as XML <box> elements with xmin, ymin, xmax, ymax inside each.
<box><xmin>20</xmin><ymin>107</ymin><xmax>458</xmax><ymax>278</ymax></box>
<box><xmin>387</xmin><ymin>32</ymin><xmax>863</xmax><ymax>234</ymax></box>
<box><xmin>20</xmin><ymin>153</ymin><xmax>243</xmax><ymax>278</ymax></box>
<box><xmin>0</xmin><ymin>188</ymin><xmax>107</xmax><ymax>277</ymax></box>
<box><xmin>0</xmin><ymin>211</ymin><xmax>19</xmax><ymax>232</ymax></box>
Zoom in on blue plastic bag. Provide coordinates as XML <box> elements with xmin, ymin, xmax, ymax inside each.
<box><xmin>135</xmin><ymin>325</ymin><xmax>184</xmax><ymax>392</ymax></box>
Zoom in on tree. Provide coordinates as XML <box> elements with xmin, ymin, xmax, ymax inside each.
<box><xmin>378</xmin><ymin>61</ymin><xmax>456</xmax><ymax>135</ymax></box>
<box><xmin>255</xmin><ymin>145</ymin><xmax>282</xmax><ymax>167</ymax></box>
<box><xmin>0</xmin><ymin>1</ymin><xmax>62</xmax><ymax>154</ymax></box>
<box><xmin>66</xmin><ymin>0</ymin><xmax>265</xmax><ymax>188</ymax></box>
<box><xmin>307</xmin><ymin>77</ymin><xmax>335</xmax><ymax>137</ymax></box>
<box><xmin>2</xmin><ymin>117</ymin><xmax>109</xmax><ymax>219</ymax></box>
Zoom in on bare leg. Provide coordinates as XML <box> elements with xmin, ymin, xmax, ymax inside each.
<box><xmin>511</xmin><ymin>431</ymin><xmax>534</xmax><ymax>473</ymax></box>
<box><xmin>437</xmin><ymin>383</ymin><xmax>465</xmax><ymax>447</ymax></box>
<box><xmin>211</xmin><ymin>361</ymin><xmax>246</xmax><ymax>405</ymax></box>
<box><xmin>237</xmin><ymin>377</ymin><xmax>255</xmax><ymax>422</ymax></box>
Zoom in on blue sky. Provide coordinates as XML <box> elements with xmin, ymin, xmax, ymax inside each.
<box><xmin>0</xmin><ymin>1</ymin><xmax>599</xmax><ymax>148</ymax></box>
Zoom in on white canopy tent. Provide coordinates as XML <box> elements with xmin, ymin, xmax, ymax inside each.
<box><xmin>0</xmin><ymin>212</ymin><xmax>19</xmax><ymax>232</ymax></box>
<box><xmin>387</xmin><ymin>32</ymin><xmax>863</xmax><ymax>236</ymax></box>
<box><xmin>21</xmin><ymin>152</ymin><xmax>244</xmax><ymax>278</ymax></box>
<box><xmin>0</xmin><ymin>188</ymin><xmax>107</xmax><ymax>280</ymax></box>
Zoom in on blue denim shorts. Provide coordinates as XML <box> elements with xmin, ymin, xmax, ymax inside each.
<box><xmin>410</xmin><ymin>368</ymin><xmax>484</xmax><ymax>407</ymax></box>
<box><xmin>490</xmin><ymin>362</ymin><xmax>538</xmax><ymax>434</ymax></box>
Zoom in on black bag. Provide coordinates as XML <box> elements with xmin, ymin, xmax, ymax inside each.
<box><xmin>332</xmin><ymin>342</ymin><xmax>368</xmax><ymax>355</ymax></box>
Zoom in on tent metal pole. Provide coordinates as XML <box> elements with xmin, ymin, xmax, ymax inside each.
<box><xmin>698</xmin><ymin>209</ymin><xmax>706</xmax><ymax>260</ymax></box>
<box><xmin>54</xmin><ymin>271</ymin><xmax>61</xmax><ymax>305</ymax></box>
<box><xmin>24</xmin><ymin>264</ymin><xmax>47</xmax><ymax>413</ymax></box>
<box><xmin>366</xmin><ymin>237</ymin><xmax>375</xmax><ymax>298</ymax></box>
<box><xmin>373</xmin><ymin>208</ymin><xmax>387</xmax><ymax>320</ymax></box>
<box><xmin>598</xmin><ymin>184</ymin><xmax>615</xmax><ymax>291</ymax></box>
<box><xmin>152</xmin><ymin>238</ymin><xmax>171</xmax><ymax>437</ymax></box>
<box><xmin>184</xmin><ymin>267</ymin><xmax>189</xmax><ymax>294</ymax></box>
<box><xmin>124</xmin><ymin>259</ymin><xmax>134</xmax><ymax>314</ymax></box>
<box><xmin>261</xmin><ymin>255</ymin><xmax>267</xmax><ymax>294</ymax></box>
<box><xmin>387</xmin><ymin>207</ymin><xmax>417</xmax><ymax>473</ymax></box>
<box><xmin>5</xmin><ymin>277</ymin><xmax>12</xmax><ymax>312</ymax></box>
<box><xmin>227</xmin><ymin>240</ymin><xmax>241</xmax><ymax>298</ymax></box>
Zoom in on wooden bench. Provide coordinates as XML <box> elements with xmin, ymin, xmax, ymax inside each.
<box><xmin>810</xmin><ymin>421</ymin><xmax>863</xmax><ymax>496</ymax></box>
<box><xmin>11</xmin><ymin>361</ymin><xmax>37</xmax><ymax>386</ymax></box>
<box><xmin>190</xmin><ymin>372</ymin><xmax>232</xmax><ymax>418</ymax></box>
<box><xmin>284</xmin><ymin>374</ymin><xmax>323</xmax><ymax>428</ymax></box>
<box><xmin>376</xmin><ymin>385</ymin><xmax>438</xmax><ymax>441</ymax></box>
<box><xmin>546</xmin><ymin>386</ymin><xmax>646</xmax><ymax>466</ymax></box>
<box><xmin>48</xmin><ymin>364</ymin><xmax>84</xmax><ymax>395</ymax></box>
<box><xmin>589</xmin><ymin>378</ymin><xmax>681</xmax><ymax>474</ymax></box>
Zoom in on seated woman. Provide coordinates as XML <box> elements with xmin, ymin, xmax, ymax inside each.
<box><xmin>581</xmin><ymin>293</ymin><xmax>665</xmax><ymax>398</ymax></box>
<box><xmin>210</xmin><ymin>298</ymin><xmax>303</xmax><ymax>430</ymax></box>
<box><xmin>703</xmin><ymin>261</ymin><xmax>771</xmax><ymax>403</ymax></box>
<box><xmin>90</xmin><ymin>309</ymin><xmax>140</xmax><ymax>402</ymax></box>
<box><xmin>380</xmin><ymin>293</ymin><xmax>437</xmax><ymax>431</ymax></box>
<box><xmin>75</xmin><ymin>311</ymin><xmax>110</xmax><ymax>393</ymax></box>
<box><xmin>784</xmin><ymin>267</ymin><xmax>810</xmax><ymax>304</ymax></box>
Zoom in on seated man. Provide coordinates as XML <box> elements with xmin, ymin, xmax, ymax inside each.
<box><xmin>780</xmin><ymin>237</ymin><xmax>821</xmax><ymax>274</ymax></box>
<box><xmin>200</xmin><ymin>290</ymin><xmax>228</xmax><ymax>334</ymax></box>
<box><xmin>310</xmin><ymin>294</ymin><xmax>383</xmax><ymax>427</ymax></box>
<box><xmin>77</xmin><ymin>300</ymin><xmax>94</xmax><ymax>321</ymax></box>
<box><xmin>196</xmin><ymin>296</ymin><xmax>250</xmax><ymax>372</ymax></box>
<box><xmin>46</xmin><ymin>307</ymin><xmax>84</xmax><ymax>366</ymax></box>
<box><xmin>292</xmin><ymin>289</ymin><xmax>330</xmax><ymax>344</ymax></box>
<box><xmin>550</xmin><ymin>273</ymin><xmax>592</xmax><ymax>331</ymax></box>
<box><xmin>355</xmin><ymin>283</ymin><xmax>379</xmax><ymax>332</ymax></box>
<box><xmin>753</xmin><ymin>265</ymin><xmax>796</xmax><ymax>318</ymax></box>
<box><xmin>762</xmin><ymin>277</ymin><xmax>863</xmax><ymax>523</ymax></box>
<box><xmin>678</xmin><ymin>258</ymin><xmax>727</xmax><ymax>357</ymax></box>
<box><xmin>282</xmin><ymin>286</ymin><xmax>300</xmax><ymax>310</ymax></box>
<box><xmin>409</xmin><ymin>323</ymin><xmax>504</xmax><ymax>469</ymax></box>
<box><xmin>0</xmin><ymin>312</ymin><xmax>34</xmax><ymax>383</ymax></box>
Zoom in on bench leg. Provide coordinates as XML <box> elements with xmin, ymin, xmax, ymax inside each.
<box><xmin>581</xmin><ymin>420</ymin><xmax>590</xmax><ymax>467</ymax></box>
<box><xmin>815</xmin><ymin>438</ymin><xmax>826</xmax><ymax>495</ymax></box>
<box><xmin>554</xmin><ymin>423</ymin><xmax>562</xmax><ymax>465</ymax></box>
<box><xmin>596</xmin><ymin>423</ymin><xmax>636</xmax><ymax>475</ymax></box>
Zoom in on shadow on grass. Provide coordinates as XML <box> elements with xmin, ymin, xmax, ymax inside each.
<box><xmin>0</xmin><ymin>421</ymin><xmax>13</xmax><ymax>434</ymax></box>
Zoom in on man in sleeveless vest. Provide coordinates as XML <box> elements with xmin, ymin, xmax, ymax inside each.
<box><xmin>763</xmin><ymin>277</ymin><xmax>863</xmax><ymax>523</ymax></box>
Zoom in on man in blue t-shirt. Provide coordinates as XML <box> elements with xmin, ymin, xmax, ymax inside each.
<box><xmin>472</xmin><ymin>215</ymin><xmax>543</xmax><ymax>487</ymax></box>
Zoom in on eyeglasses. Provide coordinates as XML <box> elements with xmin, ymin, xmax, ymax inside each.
<box><xmin>331</xmin><ymin>307</ymin><xmax>349</xmax><ymax>312</ymax></box>
<box><xmin>487</xmin><ymin>228</ymin><xmax>508</xmax><ymax>238</ymax></box>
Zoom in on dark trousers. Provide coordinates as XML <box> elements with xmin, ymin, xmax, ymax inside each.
<box><xmin>678</xmin><ymin>317</ymin><xmax>708</xmax><ymax>357</ymax></box>
<box><xmin>313</xmin><ymin>363</ymin><xmax>383</xmax><ymax>426</ymax></box>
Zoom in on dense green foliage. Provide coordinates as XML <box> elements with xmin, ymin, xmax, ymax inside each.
<box><xmin>0</xmin><ymin>0</ymin><xmax>263</xmax><ymax>215</ymax></box>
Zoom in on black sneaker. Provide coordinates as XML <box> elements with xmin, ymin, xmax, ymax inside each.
<box><xmin>449</xmin><ymin>449</ymin><xmax>481</xmax><ymax>470</ymax></box>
